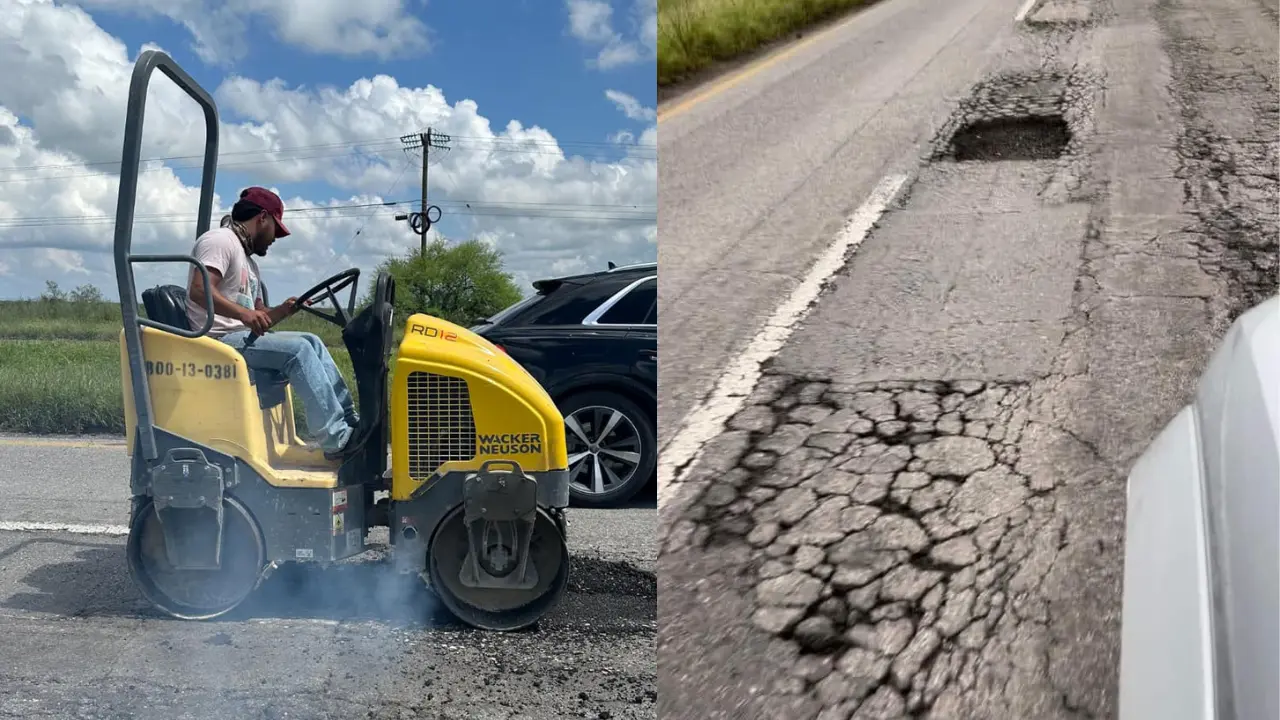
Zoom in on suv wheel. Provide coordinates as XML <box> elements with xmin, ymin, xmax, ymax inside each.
<box><xmin>560</xmin><ymin>390</ymin><xmax>655</xmax><ymax>508</ymax></box>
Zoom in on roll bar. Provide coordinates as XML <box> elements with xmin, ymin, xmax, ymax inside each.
<box><xmin>113</xmin><ymin>49</ymin><xmax>220</xmax><ymax>462</ymax></box>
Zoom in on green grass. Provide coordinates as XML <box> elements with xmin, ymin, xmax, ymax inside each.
<box><xmin>0</xmin><ymin>298</ymin><xmax>349</xmax><ymax>346</ymax></box>
<box><xmin>0</xmin><ymin>335</ymin><xmax>359</xmax><ymax>437</ymax></box>
<box><xmin>658</xmin><ymin>0</ymin><xmax>878</xmax><ymax>86</ymax></box>
<box><xmin>0</xmin><ymin>291</ymin><xmax>428</xmax><ymax>435</ymax></box>
<box><xmin>0</xmin><ymin>340</ymin><xmax>131</xmax><ymax>434</ymax></box>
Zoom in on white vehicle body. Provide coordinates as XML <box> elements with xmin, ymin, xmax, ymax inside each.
<box><xmin>1120</xmin><ymin>295</ymin><xmax>1280</xmax><ymax>720</ymax></box>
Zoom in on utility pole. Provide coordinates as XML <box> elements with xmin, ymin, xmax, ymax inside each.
<box><xmin>398</xmin><ymin>128</ymin><xmax>451</xmax><ymax>255</ymax></box>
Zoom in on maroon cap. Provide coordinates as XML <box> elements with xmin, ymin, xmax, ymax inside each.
<box><xmin>238</xmin><ymin>186</ymin><xmax>290</xmax><ymax>237</ymax></box>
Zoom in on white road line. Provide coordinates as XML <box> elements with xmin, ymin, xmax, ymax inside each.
<box><xmin>0</xmin><ymin>437</ymin><xmax>125</xmax><ymax>449</ymax></box>
<box><xmin>656</xmin><ymin>173</ymin><xmax>911</xmax><ymax>509</ymax></box>
<box><xmin>1014</xmin><ymin>0</ymin><xmax>1040</xmax><ymax>22</ymax></box>
<box><xmin>0</xmin><ymin>521</ymin><xmax>129</xmax><ymax>536</ymax></box>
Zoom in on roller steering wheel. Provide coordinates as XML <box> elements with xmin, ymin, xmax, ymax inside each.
<box><xmin>293</xmin><ymin>268</ymin><xmax>361</xmax><ymax>328</ymax></box>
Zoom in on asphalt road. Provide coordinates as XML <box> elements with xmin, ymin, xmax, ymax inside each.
<box><xmin>0</xmin><ymin>435</ymin><xmax>657</xmax><ymax>719</ymax></box>
<box><xmin>657</xmin><ymin>0</ymin><xmax>1277</xmax><ymax>717</ymax></box>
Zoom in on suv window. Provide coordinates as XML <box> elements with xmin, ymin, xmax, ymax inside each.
<box><xmin>597</xmin><ymin>277</ymin><xmax>655</xmax><ymax>325</ymax></box>
<box><xmin>484</xmin><ymin>294</ymin><xmax>539</xmax><ymax>326</ymax></box>
<box><xmin>518</xmin><ymin>275</ymin><xmax>634</xmax><ymax>326</ymax></box>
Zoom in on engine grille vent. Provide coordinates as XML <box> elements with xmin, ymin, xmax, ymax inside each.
<box><xmin>407</xmin><ymin>372</ymin><xmax>477</xmax><ymax>478</ymax></box>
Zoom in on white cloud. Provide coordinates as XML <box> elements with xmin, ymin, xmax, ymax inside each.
<box><xmin>0</xmin><ymin>0</ymin><xmax>656</xmax><ymax>303</ymax></box>
<box><xmin>605</xmin><ymin>89</ymin><xmax>656</xmax><ymax>122</ymax></box>
<box><xmin>566</xmin><ymin>0</ymin><xmax>655</xmax><ymax>70</ymax></box>
<box><xmin>567</xmin><ymin>0</ymin><xmax>615</xmax><ymax>44</ymax></box>
<box><xmin>638</xmin><ymin>0</ymin><xmax>657</xmax><ymax>53</ymax></box>
<box><xmin>70</xmin><ymin>0</ymin><xmax>431</xmax><ymax>65</ymax></box>
<box><xmin>34</xmin><ymin>248</ymin><xmax>91</xmax><ymax>275</ymax></box>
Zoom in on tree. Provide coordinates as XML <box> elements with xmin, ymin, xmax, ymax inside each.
<box><xmin>37</xmin><ymin>281</ymin><xmax>104</xmax><ymax>303</ymax></box>
<box><xmin>39</xmin><ymin>280</ymin><xmax>66</xmax><ymax>302</ymax></box>
<box><xmin>69</xmin><ymin>284</ymin><xmax>104</xmax><ymax>303</ymax></box>
<box><xmin>371</xmin><ymin>238</ymin><xmax>523</xmax><ymax>327</ymax></box>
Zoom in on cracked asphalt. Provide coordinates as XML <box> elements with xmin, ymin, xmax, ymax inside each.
<box><xmin>657</xmin><ymin>0</ymin><xmax>1277</xmax><ymax>717</ymax></box>
<box><xmin>0</xmin><ymin>437</ymin><xmax>657</xmax><ymax>719</ymax></box>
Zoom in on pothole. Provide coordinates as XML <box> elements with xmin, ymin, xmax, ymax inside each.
<box><xmin>951</xmin><ymin>116</ymin><xmax>1070</xmax><ymax>161</ymax></box>
<box><xmin>925</xmin><ymin>68</ymin><xmax>1103</xmax><ymax>200</ymax></box>
<box><xmin>1022</xmin><ymin>0</ymin><xmax>1095</xmax><ymax>28</ymax></box>
<box><xmin>928</xmin><ymin>70</ymin><xmax>1074</xmax><ymax>162</ymax></box>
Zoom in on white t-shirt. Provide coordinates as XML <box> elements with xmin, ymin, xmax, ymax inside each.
<box><xmin>185</xmin><ymin>227</ymin><xmax>263</xmax><ymax>338</ymax></box>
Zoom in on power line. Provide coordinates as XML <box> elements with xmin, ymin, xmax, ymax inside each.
<box><xmin>0</xmin><ymin>145</ymin><xmax>400</xmax><ymax>184</ymax></box>
<box><xmin>0</xmin><ymin>143</ymin><xmax>655</xmax><ymax>185</ymax></box>
<box><xmin>0</xmin><ymin>201</ymin><xmax>656</xmax><ymax>230</ymax></box>
<box><xmin>0</xmin><ymin>120</ymin><xmax>656</xmax><ymax>236</ymax></box>
<box><xmin>451</xmin><ymin>209</ymin><xmax>655</xmax><ymax>222</ymax></box>
<box><xmin>0</xmin><ymin>137</ymin><xmax>406</xmax><ymax>174</ymax></box>
<box><xmin>0</xmin><ymin>134</ymin><xmax>655</xmax><ymax>173</ymax></box>
<box><xmin>0</xmin><ymin>197</ymin><xmax>655</xmax><ymax>227</ymax></box>
<box><xmin>0</xmin><ymin>133</ymin><xmax>657</xmax><ymax>179</ymax></box>
<box><xmin>439</xmin><ymin>199</ymin><xmax>654</xmax><ymax>211</ymax></box>
<box><xmin>0</xmin><ymin>212</ymin><xmax>655</xmax><ymax>229</ymax></box>
<box><xmin>322</xmin><ymin>155</ymin><xmax>415</xmax><ymax>277</ymax></box>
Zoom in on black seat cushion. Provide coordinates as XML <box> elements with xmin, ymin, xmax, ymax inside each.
<box><xmin>141</xmin><ymin>285</ymin><xmax>192</xmax><ymax>332</ymax></box>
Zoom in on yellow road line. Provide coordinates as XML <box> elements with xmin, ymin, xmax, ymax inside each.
<box><xmin>656</xmin><ymin>8</ymin><xmax>871</xmax><ymax>124</ymax></box>
<box><xmin>0</xmin><ymin>437</ymin><xmax>125</xmax><ymax>449</ymax></box>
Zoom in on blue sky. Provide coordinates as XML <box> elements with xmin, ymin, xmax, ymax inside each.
<box><xmin>93</xmin><ymin>1</ymin><xmax>656</xmax><ymax>154</ymax></box>
<box><xmin>0</xmin><ymin>0</ymin><xmax>657</xmax><ymax>300</ymax></box>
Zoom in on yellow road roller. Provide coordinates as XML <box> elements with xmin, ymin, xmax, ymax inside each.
<box><xmin>112</xmin><ymin>50</ymin><xmax>571</xmax><ymax>631</ymax></box>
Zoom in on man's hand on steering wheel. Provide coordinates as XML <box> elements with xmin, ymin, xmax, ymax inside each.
<box><xmin>267</xmin><ymin>297</ymin><xmax>299</xmax><ymax>325</ymax></box>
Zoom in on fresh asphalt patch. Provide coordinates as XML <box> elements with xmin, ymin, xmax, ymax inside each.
<box><xmin>0</xmin><ymin>533</ymin><xmax>654</xmax><ymax>632</ymax></box>
<box><xmin>0</xmin><ymin>438</ymin><xmax>657</xmax><ymax>719</ymax></box>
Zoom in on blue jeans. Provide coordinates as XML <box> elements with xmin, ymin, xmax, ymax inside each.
<box><xmin>220</xmin><ymin>330</ymin><xmax>355</xmax><ymax>452</ymax></box>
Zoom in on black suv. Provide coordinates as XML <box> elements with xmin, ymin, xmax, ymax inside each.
<box><xmin>472</xmin><ymin>263</ymin><xmax>656</xmax><ymax>508</ymax></box>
